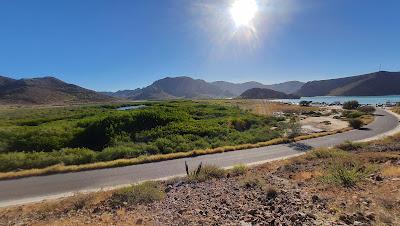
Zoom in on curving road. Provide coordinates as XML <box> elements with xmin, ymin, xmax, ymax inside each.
<box><xmin>0</xmin><ymin>109</ymin><xmax>399</xmax><ymax>207</ymax></box>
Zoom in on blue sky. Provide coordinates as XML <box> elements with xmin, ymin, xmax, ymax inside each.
<box><xmin>1</xmin><ymin>0</ymin><xmax>399</xmax><ymax>91</ymax></box>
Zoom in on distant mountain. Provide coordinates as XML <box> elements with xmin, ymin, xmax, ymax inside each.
<box><xmin>105</xmin><ymin>76</ymin><xmax>233</xmax><ymax>100</ymax></box>
<box><xmin>212</xmin><ymin>81</ymin><xmax>304</xmax><ymax>95</ymax></box>
<box><xmin>0</xmin><ymin>76</ymin><xmax>116</xmax><ymax>105</ymax></box>
<box><xmin>295</xmin><ymin>71</ymin><xmax>400</xmax><ymax>97</ymax></box>
<box><xmin>100</xmin><ymin>89</ymin><xmax>141</xmax><ymax>99</ymax></box>
<box><xmin>239</xmin><ymin>88</ymin><xmax>299</xmax><ymax>99</ymax></box>
<box><xmin>104</xmin><ymin>77</ymin><xmax>304</xmax><ymax>100</ymax></box>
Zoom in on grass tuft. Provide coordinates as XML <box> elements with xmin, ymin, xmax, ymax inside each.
<box><xmin>109</xmin><ymin>181</ymin><xmax>165</xmax><ymax>207</ymax></box>
<box><xmin>187</xmin><ymin>165</ymin><xmax>226</xmax><ymax>182</ymax></box>
<box><xmin>230</xmin><ymin>164</ymin><xmax>248</xmax><ymax>176</ymax></box>
<box><xmin>322</xmin><ymin>159</ymin><xmax>376</xmax><ymax>187</ymax></box>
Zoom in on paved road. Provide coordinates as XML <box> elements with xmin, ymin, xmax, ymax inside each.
<box><xmin>0</xmin><ymin>109</ymin><xmax>398</xmax><ymax>207</ymax></box>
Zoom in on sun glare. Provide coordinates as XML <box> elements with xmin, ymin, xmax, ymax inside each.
<box><xmin>230</xmin><ymin>0</ymin><xmax>258</xmax><ymax>27</ymax></box>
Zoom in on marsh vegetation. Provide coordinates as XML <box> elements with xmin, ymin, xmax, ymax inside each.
<box><xmin>0</xmin><ymin>101</ymin><xmax>287</xmax><ymax>172</ymax></box>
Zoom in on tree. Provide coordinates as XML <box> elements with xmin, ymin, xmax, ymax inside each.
<box><xmin>299</xmin><ymin>100</ymin><xmax>312</xmax><ymax>107</ymax></box>
<box><xmin>343</xmin><ymin>100</ymin><xmax>360</xmax><ymax>110</ymax></box>
<box><xmin>348</xmin><ymin>119</ymin><xmax>363</xmax><ymax>129</ymax></box>
<box><xmin>287</xmin><ymin>121</ymin><xmax>302</xmax><ymax>139</ymax></box>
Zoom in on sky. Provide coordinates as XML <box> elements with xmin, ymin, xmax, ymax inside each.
<box><xmin>0</xmin><ymin>0</ymin><xmax>399</xmax><ymax>91</ymax></box>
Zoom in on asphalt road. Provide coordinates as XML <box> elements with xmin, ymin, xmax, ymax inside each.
<box><xmin>0</xmin><ymin>109</ymin><xmax>398</xmax><ymax>207</ymax></box>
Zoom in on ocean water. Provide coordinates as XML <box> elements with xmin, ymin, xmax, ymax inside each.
<box><xmin>274</xmin><ymin>95</ymin><xmax>400</xmax><ymax>105</ymax></box>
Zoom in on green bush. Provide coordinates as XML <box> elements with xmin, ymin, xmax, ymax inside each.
<box><xmin>343</xmin><ymin>100</ymin><xmax>360</xmax><ymax>110</ymax></box>
<box><xmin>342</xmin><ymin>110</ymin><xmax>364</xmax><ymax>119</ymax></box>
<box><xmin>0</xmin><ymin>148</ymin><xmax>96</xmax><ymax>172</ymax></box>
<box><xmin>299</xmin><ymin>100</ymin><xmax>312</xmax><ymax>106</ymax></box>
<box><xmin>110</xmin><ymin>181</ymin><xmax>165</xmax><ymax>207</ymax></box>
<box><xmin>349</xmin><ymin>118</ymin><xmax>363</xmax><ymax>129</ymax></box>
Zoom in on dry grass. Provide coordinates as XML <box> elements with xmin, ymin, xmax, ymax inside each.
<box><xmin>381</xmin><ymin>166</ymin><xmax>400</xmax><ymax>177</ymax></box>
<box><xmin>392</xmin><ymin>107</ymin><xmax>400</xmax><ymax>114</ymax></box>
<box><xmin>205</xmin><ymin>99</ymin><xmax>319</xmax><ymax>116</ymax></box>
<box><xmin>359</xmin><ymin>114</ymin><xmax>374</xmax><ymax>125</ymax></box>
<box><xmin>294</xmin><ymin>128</ymin><xmax>351</xmax><ymax>142</ymax></box>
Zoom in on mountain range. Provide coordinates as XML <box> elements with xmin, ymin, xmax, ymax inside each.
<box><xmin>103</xmin><ymin>77</ymin><xmax>304</xmax><ymax>100</ymax></box>
<box><xmin>0</xmin><ymin>76</ymin><xmax>115</xmax><ymax>105</ymax></box>
<box><xmin>1</xmin><ymin>71</ymin><xmax>400</xmax><ymax>105</ymax></box>
<box><xmin>295</xmin><ymin>71</ymin><xmax>400</xmax><ymax>97</ymax></box>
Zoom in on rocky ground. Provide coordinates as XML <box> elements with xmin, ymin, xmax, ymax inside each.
<box><xmin>1</xmin><ymin>136</ymin><xmax>400</xmax><ymax>226</ymax></box>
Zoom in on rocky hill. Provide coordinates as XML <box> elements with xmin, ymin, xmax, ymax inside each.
<box><xmin>239</xmin><ymin>88</ymin><xmax>299</xmax><ymax>99</ymax></box>
<box><xmin>211</xmin><ymin>80</ymin><xmax>304</xmax><ymax>96</ymax></box>
<box><xmin>0</xmin><ymin>76</ymin><xmax>116</xmax><ymax>105</ymax></box>
<box><xmin>295</xmin><ymin>71</ymin><xmax>400</xmax><ymax>97</ymax></box>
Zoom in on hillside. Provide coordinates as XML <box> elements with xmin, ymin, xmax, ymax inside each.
<box><xmin>104</xmin><ymin>77</ymin><xmax>304</xmax><ymax>100</ymax></box>
<box><xmin>296</xmin><ymin>71</ymin><xmax>400</xmax><ymax>97</ymax></box>
<box><xmin>212</xmin><ymin>80</ymin><xmax>304</xmax><ymax>96</ymax></box>
<box><xmin>0</xmin><ymin>76</ymin><xmax>116</xmax><ymax>105</ymax></box>
<box><xmin>105</xmin><ymin>76</ymin><xmax>233</xmax><ymax>100</ymax></box>
<box><xmin>239</xmin><ymin>88</ymin><xmax>299</xmax><ymax>99</ymax></box>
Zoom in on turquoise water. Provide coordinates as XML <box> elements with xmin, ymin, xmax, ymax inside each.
<box><xmin>274</xmin><ymin>95</ymin><xmax>400</xmax><ymax>105</ymax></box>
<box><xmin>116</xmin><ymin>105</ymin><xmax>147</xmax><ymax>110</ymax></box>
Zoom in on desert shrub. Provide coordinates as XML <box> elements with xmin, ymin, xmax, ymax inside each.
<box><xmin>343</xmin><ymin>100</ymin><xmax>360</xmax><ymax>110</ymax></box>
<box><xmin>110</xmin><ymin>181</ymin><xmax>165</xmax><ymax>207</ymax></box>
<box><xmin>287</xmin><ymin>121</ymin><xmax>302</xmax><ymax>139</ymax></box>
<box><xmin>239</xmin><ymin>175</ymin><xmax>265</xmax><ymax>189</ymax></box>
<box><xmin>187</xmin><ymin>164</ymin><xmax>226</xmax><ymax>182</ymax></box>
<box><xmin>265</xmin><ymin>187</ymin><xmax>278</xmax><ymax>199</ymax></box>
<box><xmin>336</xmin><ymin>141</ymin><xmax>365</xmax><ymax>152</ymax></box>
<box><xmin>230</xmin><ymin>164</ymin><xmax>248</xmax><ymax>176</ymax></box>
<box><xmin>357</xmin><ymin>106</ymin><xmax>375</xmax><ymax>114</ymax></box>
<box><xmin>308</xmin><ymin>148</ymin><xmax>350</xmax><ymax>159</ymax></box>
<box><xmin>349</xmin><ymin>118</ymin><xmax>363</xmax><ymax>129</ymax></box>
<box><xmin>322</xmin><ymin>159</ymin><xmax>375</xmax><ymax>187</ymax></box>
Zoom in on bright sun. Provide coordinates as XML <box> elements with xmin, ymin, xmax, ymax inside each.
<box><xmin>230</xmin><ymin>0</ymin><xmax>258</xmax><ymax>27</ymax></box>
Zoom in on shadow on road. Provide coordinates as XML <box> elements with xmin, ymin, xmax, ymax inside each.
<box><xmin>287</xmin><ymin>143</ymin><xmax>313</xmax><ymax>152</ymax></box>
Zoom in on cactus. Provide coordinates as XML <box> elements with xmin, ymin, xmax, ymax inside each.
<box><xmin>185</xmin><ymin>161</ymin><xmax>203</xmax><ymax>177</ymax></box>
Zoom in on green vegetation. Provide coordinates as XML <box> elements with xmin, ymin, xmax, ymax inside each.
<box><xmin>110</xmin><ymin>181</ymin><xmax>165</xmax><ymax>206</ymax></box>
<box><xmin>323</xmin><ymin>159</ymin><xmax>375</xmax><ymax>187</ymax></box>
<box><xmin>307</xmin><ymin>148</ymin><xmax>350</xmax><ymax>159</ymax></box>
<box><xmin>342</xmin><ymin>100</ymin><xmax>360</xmax><ymax>110</ymax></box>
<box><xmin>299</xmin><ymin>100</ymin><xmax>312</xmax><ymax>107</ymax></box>
<box><xmin>230</xmin><ymin>164</ymin><xmax>248</xmax><ymax>176</ymax></box>
<box><xmin>348</xmin><ymin>118</ymin><xmax>364</xmax><ymax>129</ymax></box>
<box><xmin>0</xmin><ymin>101</ymin><xmax>287</xmax><ymax>172</ymax></box>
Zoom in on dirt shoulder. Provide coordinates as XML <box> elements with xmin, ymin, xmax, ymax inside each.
<box><xmin>1</xmin><ymin>135</ymin><xmax>399</xmax><ymax>225</ymax></box>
